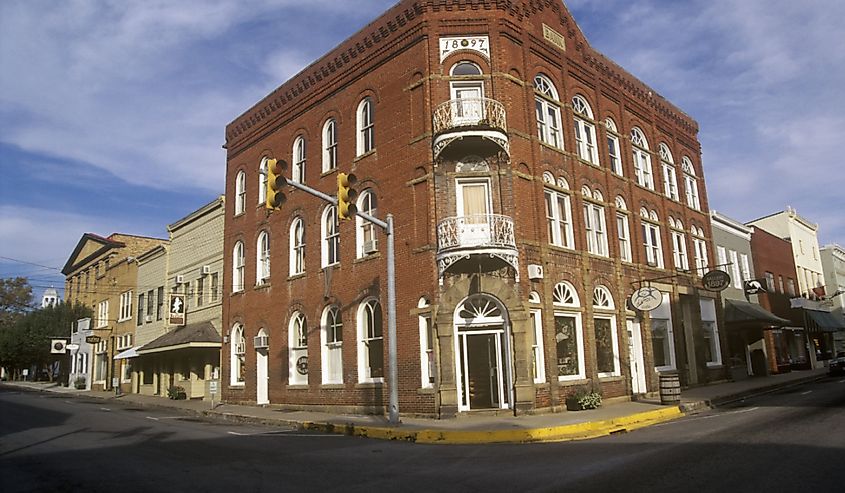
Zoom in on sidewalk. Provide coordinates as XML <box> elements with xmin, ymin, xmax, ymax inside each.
<box><xmin>3</xmin><ymin>368</ymin><xmax>827</xmax><ymax>444</ymax></box>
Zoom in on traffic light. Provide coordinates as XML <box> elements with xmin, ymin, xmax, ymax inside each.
<box><xmin>265</xmin><ymin>159</ymin><xmax>288</xmax><ymax>210</ymax></box>
<box><xmin>337</xmin><ymin>172</ymin><xmax>358</xmax><ymax>220</ymax></box>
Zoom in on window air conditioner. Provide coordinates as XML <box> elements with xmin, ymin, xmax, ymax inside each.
<box><xmin>254</xmin><ymin>335</ymin><xmax>269</xmax><ymax>349</ymax></box>
<box><xmin>201</xmin><ymin>265</ymin><xmax>212</xmax><ymax>275</ymax></box>
<box><xmin>527</xmin><ymin>264</ymin><xmax>544</xmax><ymax>280</ymax></box>
<box><xmin>175</xmin><ymin>275</ymin><xmax>185</xmax><ymax>284</ymax></box>
<box><xmin>145</xmin><ymin>315</ymin><xmax>153</xmax><ymax>323</ymax></box>
<box><xmin>235</xmin><ymin>342</ymin><xmax>246</xmax><ymax>355</ymax></box>
<box><xmin>363</xmin><ymin>240</ymin><xmax>379</xmax><ymax>255</ymax></box>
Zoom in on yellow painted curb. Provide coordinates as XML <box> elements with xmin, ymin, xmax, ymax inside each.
<box><xmin>297</xmin><ymin>406</ymin><xmax>685</xmax><ymax>444</ymax></box>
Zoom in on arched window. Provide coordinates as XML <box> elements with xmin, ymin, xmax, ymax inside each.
<box><xmin>235</xmin><ymin>170</ymin><xmax>246</xmax><ymax>215</ymax></box>
<box><xmin>641</xmin><ymin>210</ymin><xmax>664</xmax><ymax>268</ymax></box>
<box><xmin>691</xmin><ymin>225</ymin><xmax>709</xmax><ymax>276</ymax></box>
<box><xmin>356</xmin><ymin>190</ymin><xmax>378</xmax><ymax>257</ymax></box>
<box><xmin>533</xmin><ymin>74</ymin><xmax>563</xmax><ymax>148</ymax></box>
<box><xmin>670</xmin><ymin>217</ymin><xmax>689</xmax><ymax>271</ymax></box>
<box><xmin>451</xmin><ymin>61</ymin><xmax>482</xmax><ymax>76</ymax></box>
<box><xmin>605</xmin><ymin>118</ymin><xmax>623</xmax><ymax>175</ymax></box>
<box><xmin>292</xmin><ymin>136</ymin><xmax>306</xmax><ymax>184</ymax></box>
<box><xmin>232</xmin><ymin>241</ymin><xmax>245</xmax><ymax>293</ymax></box>
<box><xmin>358</xmin><ymin>299</ymin><xmax>384</xmax><ymax>382</ymax></box>
<box><xmin>288</xmin><ymin>312</ymin><xmax>308</xmax><ymax>385</ymax></box>
<box><xmin>322</xmin><ymin>205</ymin><xmax>339</xmax><ymax>267</ymax></box>
<box><xmin>631</xmin><ymin>127</ymin><xmax>654</xmax><ymax>190</ymax></box>
<box><xmin>615</xmin><ymin>197</ymin><xmax>632</xmax><ymax>262</ymax></box>
<box><xmin>544</xmin><ymin>174</ymin><xmax>574</xmax><ymax>249</ymax></box>
<box><xmin>572</xmin><ymin>95</ymin><xmax>598</xmax><ymax>165</ymax></box>
<box><xmin>356</xmin><ymin>97</ymin><xmax>375</xmax><ymax>156</ymax></box>
<box><xmin>322</xmin><ymin>119</ymin><xmax>337</xmax><ymax>172</ymax></box>
<box><xmin>230</xmin><ymin>323</ymin><xmax>245</xmax><ymax>385</ymax></box>
<box><xmin>258</xmin><ymin>158</ymin><xmax>268</xmax><ymax>205</ymax></box>
<box><xmin>682</xmin><ymin>156</ymin><xmax>701</xmax><ymax>210</ymax></box>
<box><xmin>583</xmin><ymin>187</ymin><xmax>609</xmax><ymax>257</ymax></box>
<box><xmin>289</xmin><ymin>218</ymin><xmax>305</xmax><ymax>276</ymax></box>
<box><xmin>321</xmin><ymin>306</ymin><xmax>343</xmax><ymax>384</ymax></box>
<box><xmin>256</xmin><ymin>231</ymin><xmax>270</xmax><ymax>285</ymax></box>
<box><xmin>659</xmin><ymin>143</ymin><xmax>679</xmax><ymax>201</ymax></box>
<box><xmin>552</xmin><ymin>281</ymin><xmax>584</xmax><ymax>380</ymax></box>
<box><xmin>592</xmin><ymin>286</ymin><xmax>620</xmax><ymax>377</ymax></box>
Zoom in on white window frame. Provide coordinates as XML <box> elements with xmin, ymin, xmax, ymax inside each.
<box><xmin>729</xmin><ymin>250</ymin><xmax>742</xmax><ymax>289</ymax></box>
<box><xmin>118</xmin><ymin>290</ymin><xmax>133</xmax><ymax>322</ymax></box>
<box><xmin>605</xmin><ymin>118</ymin><xmax>623</xmax><ymax>176</ymax></box>
<box><xmin>642</xmin><ymin>215</ymin><xmax>664</xmax><ymax>269</ymax></box>
<box><xmin>356</xmin><ymin>190</ymin><xmax>378</xmax><ymax>258</ymax></box>
<box><xmin>533</xmin><ymin>75</ymin><xmax>563</xmax><ymax>149</ymax></box>
<box><xmin>631</xmin><ymin>128</ymin><xmax>654</xmax><ymax>190</ymax></box>
<box><xmin>583</xmin><ymin>200</ymin><xmax>609</xmax><ymax>257</ymax></box>
<box><xmin>418</xmin><ymin>297</ymin><xmax>435</xmax><ymax>388</ymax></box>
<box><xmin>651</xmin><ymin>293</ymin><xmax>676</xmax><ymax>372</ymax></box>
<box><xmin>321</xmin><ymin>306</ymin><xmax>343</xmax><ymax>385</ymax></box>
<box><xmin>289</xmin><ymin>311</ymin><xmax>308</xmax><ymax>385</ymax></box>
<box><xmin>740</xmin><ymin>253</ymin><xmax>751</xmax><ymax>282</ymax></box>
<box><xmin>671</xmin><ymin>229</ymin><xmax>689</xmax><ymax>271</ymax></box>
<box><xmin>321</xmin><ymin>205</ymin><xmax>340</xmax><ymax>267</ymax></box>
<box><xmin>572</xmin><ymin>95</ymin><xmax>599</xmax><ymax>165</ymax></box>
<box><xmin>235</xmin><ymin>170</ymin><xmax>246</xmax><ymax>215</ymax></box>
<box><xmin>543</xmin><ymin>174</ymin><xmax>574</xmax><ymax>249</ymax></box>
<box><xmin>528</xmin><ymin>291</ymin><xmax>546</xmax><ymax>384</ymax></box>
<box><xmin>692</xmin><ymin>226</ymin><xmax>709</xmax><ymax>276</ymax></box>
<box><xmin>593</xmin><ymin>286</ymin><xmax>620</xmax><ymax>378</ymax></box>
<box><xmin>97</xmin><ymin>300</ymin><xmax>109</xmax><ymax>328</ymax></box>
<box><xmin>258</xmin><ymin>158</ymin><xmax>268</xmax><ymax>205</ymax></box>
<box><xmin>289</xmin><ymin>218</ymin><xmax>305</xmax><ymax>276</ymax></box>
<box><xmin>358</xmin><ymin>298</ymin><xmax>384</xmax><ymax>383</ymax></box>
<box><xmin>256</xmin><ymin>231</ymin><xmax>270</xmax><ymax>285</ymax></box>
<box><xmin>356</xmin><ymin>97</ymin><xmax>374</xmax><ymax>156</ymax></box>
<box><xmin>700</xmin><ymin>298</ymin><xmax>722</xmax><ymax>367</ymax></box>
<box><xmin>233</xmin><ymin>241</ymin><xmax>244</xmax><ymax>293</ymax></box>
<box><xmin>659</xmin><ymin>144</ymin><xmax>679</xmax><ymax>201</ymax></box>
<box><xmin>682</xmin><ymin>157</ymin><xmax>701</xmax><ymax>210</ymax></box>
<box><xmin>230</xmin><ymin>323</ymin><xmax>245</xmax><ymax>386</ymax></box>
<box><xmin>553</xmin><ymin>281</ymin><xmax>585</xmax><ymax>382</ymax></box>
<box><xmin>322</xmin><ymin>118</ymin><xmax>337</xmax><ymax>173</ymax></box>
<box><xmin>616</xmin><ymin>212</ymin><xmax>632</xmax><ymax>262</ymax></box>
<box><xmin>292</xmin><ymin>136</ymin><xmax>306</xmax><ymax>184</ymax></box>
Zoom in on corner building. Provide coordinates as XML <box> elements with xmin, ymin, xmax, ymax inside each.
<box><xmin>222</xmin><ymin>0</ymin><xmax>720</xmax><ymax>417</ymax></box>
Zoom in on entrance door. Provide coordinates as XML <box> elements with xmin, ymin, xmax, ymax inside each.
<box><xmin>256</xmin><ymin>349</ymin><xmax>269</xmax><ymax>405</ymax></box>
<box><xmin>458</xmin><ymin>329</ymin><xmax>509</xmax><ymax>411</ymax></box>
<box><xmin>627</xmin><ymin>319</ymin><xmax>647</xmax><ymax>395</ymax></box>
<box><xmin>456</xmin><ymin>179</ymin><xmax>492</xmax><ymax>246</ymax></box>
<box><xmin>451</xmin><ymin>82</ymin><xmax>484</xmax><ymax>125</ymax></box>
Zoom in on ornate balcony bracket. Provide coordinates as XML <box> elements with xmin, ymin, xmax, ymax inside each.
<box><xmin>432</xmin><ymin>97</ymin><xmax>509</xmax><ymax>160</ymax></box>
<box><xmin>436</xmin><ymin>214</ymin><xmax>519</xmax><ymax>284</ymax></box>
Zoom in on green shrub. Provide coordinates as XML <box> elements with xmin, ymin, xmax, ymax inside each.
<box><xmin>167</xmin><ymin>385</ymin><xmax>187</xmax><ymax>400</ymax></box>
<box><xmin>73</xmin><ymin>376</ymin><xmax>86</xmax><ymax>390</ymax></box>
<box><xmin>565</xmin><ymin>384</ymin><xmax>603</xmax><ymax>410</ymax></box>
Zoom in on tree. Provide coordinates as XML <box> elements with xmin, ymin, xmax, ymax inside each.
<box><xmin>0</xmin><ymin>277</ymin><xmax>33</xmax><ymax>329</ymax></box>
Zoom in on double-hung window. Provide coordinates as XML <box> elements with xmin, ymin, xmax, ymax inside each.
<box><xmin>553</xmin><ymin>281</ymin><xmax>585</xmax><ymax>381</ymax></box>
<box><xmin>322</xmin><ymin>205</ymin><xmax>340</xmax><ymax>267</ymax></box>
<box><xmin>572</xmin><ymin>95</ymin><xmax>598</xmax><ymax>165</ymax></box>
<box><xmin>233</xmin><ymin>241</ymin><xmax>245</xmax><ymax>292</ymax></box>
<box><xmin>235</xmin><ymin>170</ymin><xmax>246</xmax><ymax>215</ymax></box>
<box><xmin>356</xmin><ymin>190</ymin><xmax>378</xmax><ymax>257</ymax></box>
<box><xmin>258</xmin><ymin>158</ymin><xmax>268</xmax><ymax>205</ymax></box>
<box><xmin>605</xmin><ymin>118</ymin><xmax>623</xmax><ymax>175</ymax></box>
<box><xmin>659</xmin><ymin>144</ymin><xmax>679</xmax><ymax>201</ymax></box>
<box><xmin>593</xmin><ymin>286</ymin><xmax>620</xmax><ymax>377</ymax></box>
<box><xmin>543</xmin><ymin>173</ymin><xmax>574</xmax><ymax>249</ymax></box>
<box><xmin>583</xmin><ymin>189</ymin><xmax>608</xmax><ymax>257</ymax></box>
<box><xmin>321</xmin><ymin>306</ymin><xmax>343</xmax><ymax>384</ymax></box>
<box><xmin>256</xmin><ymin>231</ymin><xmax>270</xmax><ymax>285</ymax></box>
<box><xmin>682</xmin><ymin>157</ymin><xmax>701</xmax><ymax>210</ymax></box>
<box><xmin>289</xmin><ymin>312</ymin><xmax>308</xmax><ymax>385</ymax></box>
<box><xmin>631</xmin><ymin>128</ymin><xmax>654</xmax><ymax>190</ymax></box>
<box><xmin>357</xmin><ymin>97</ymin><xmax>374</xmax><ymax>156</ymax></box>
<box><xmin>533</xmin><ymin>75</ymin><xmax>562</xmax><ymax>149</ymax></box>
<box><xmin>119</xmin><ymin>291</ymin><xmax>132</xmax><ymax>322</ymax></box>
<box><xmin>691</xmin><ymin>226</ymin><xmax>709</xmax><ymax>276</ymax></box>
<box><xmin>641</xmin><ymin>209</ymin><xmax>664</xmax><ymax>268</ymax></box>
<box><xmin>670</xmin><ymin>227</ymin><xmax>689</xmax><ymax>271</ymax></box>
<box><xmin>359</xmin><ymin>299</ymin><xmax>384</xmax><ymax>382</ymax></box>
<box><xmin>292</xmin><ymin>137</ymin><xmax>306</xmax><ymax>184</ymax></box>
<box><xmin>290</xmin><ymin>218</ymin><xmax>305</xmax><ymax>276</ymax></box>
<box><xmin>322</xmin><ymin>119</ymin><xmax>337</xmax><ymax>172</ymax></box>
<box><xmin>418</xmin><ymin>297</ymin><xmax>435</xmax><ymax>388</ymax></box>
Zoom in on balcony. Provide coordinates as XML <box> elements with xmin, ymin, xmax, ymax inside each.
<box><xmin>436</xmin><ymin>214</ymin><xmax>519</xmax><ymax>281</ymax></box>
<box><xmin>432</xmin><ymin>97</ymin><xmax>509</xmax><ymax>159</ymax></box>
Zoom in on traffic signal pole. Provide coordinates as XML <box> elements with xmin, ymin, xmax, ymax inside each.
<box><xmin>283</xmin><ymin>179</ymin><xmax>400</xmax><ymax>425</ymax></box>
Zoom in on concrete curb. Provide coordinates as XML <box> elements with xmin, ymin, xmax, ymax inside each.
<box><xmin>206</xmin><ymin>406</ymin><xmax>685</xmax><ymax>444</ymax></box>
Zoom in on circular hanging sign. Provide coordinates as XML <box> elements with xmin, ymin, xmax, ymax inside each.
<box><xmin>630</xmin><ymin>286</ymin><xmax>663</xmax><ymax>312</ymax></box>
<box><xmin>702</xmin><ymin>270</ymin><xmax>731</xmax><ymax>292</ymax></box>
<box><xmin>296</xmin><ymin>356</ymin><xmax>308</xmax><ymax>375</ymax></box>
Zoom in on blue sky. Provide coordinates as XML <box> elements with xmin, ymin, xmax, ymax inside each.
<box><xmin>2</xmin><ymin>0</ymin><xmax>844</xmax><ymax>301</ymax></box>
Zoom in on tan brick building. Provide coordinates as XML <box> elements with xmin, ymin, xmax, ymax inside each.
<box><xmin>221</xmin><ymin>0</ymin><xmax>723</xmax><ymax>417</ymax></box>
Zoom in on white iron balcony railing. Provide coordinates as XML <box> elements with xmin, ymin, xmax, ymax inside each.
<box><xmin>432</xmin><ymin>97</ymin><xmax>507</xmax><ymax>136</ymax></box>
<box><xmin>437</xmin><ymin>214</ymin><xmax>516</xmax><ymax>252</ymax></box>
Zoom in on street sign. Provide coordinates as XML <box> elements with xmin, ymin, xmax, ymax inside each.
<box><xmin>67</xmin><ymin>343</ymin><xmax>80</xmax><ymax>351</ymax></box>
<box><xmin>85</xmin><ymin>335</ymin><xmax>101</xmax><ymax>344</ymax></box>
<box><xmin>702</xmin><ymin>270</ymin><xmax>731</xmax><ymax>292</ymax></box>
<box><xmin>169</xmin><ymin>294</ymin><xmax>186</xmax><ymax>326</ymax></box>
<box><xmin>209</xmin><ymin>381</ymin><xmax>218</xmax><ymax>394</ymax></box>
<box><xmin>630</xmin><ymin>286</ymin><xmax>663</xmax><ymax>311</ymax></box>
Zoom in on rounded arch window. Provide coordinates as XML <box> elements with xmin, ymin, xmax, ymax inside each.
<box><xmin>451</xmin><ymin>61</ymin><xmax>482</xmax><ymax>76</ymax></box>
<box><xmin>593</xmin><ymin>286</ymin><xmax>615</xmax><ymax>309</ymax></box>
<box><xmin>553</xmin><ymin>281</ymin><xmax>580</xmax><ymax>307</ymax></box>
<box><xmin>454</xmin><ymin>294</ymin><xmax>506</xmax><ymax>325</ymax></box>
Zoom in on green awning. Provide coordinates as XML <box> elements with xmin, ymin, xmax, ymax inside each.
<box><xmin>724</xmin><ymin>299</ymin><xmax>791</xmax><ymax>326</ymax></box>
<box><xmin>805</xmin><ymin>309</ymin><xmax>845</xmax><ymax>332</ymax></box>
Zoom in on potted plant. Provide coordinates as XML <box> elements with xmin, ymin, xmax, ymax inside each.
<box><xmin>167</xmin><ymin>385</ymin><xmax>187</xmax><ymax>400</ymax></box>
<box><xmin>565</xmin><ymin>384</ymin><xmax>603</xmax><ymax>411</ymax></box>
<box><xmin>73</xmin><ymin>376</ymin><xmax>86</xmax><ymax>390</ymax></box>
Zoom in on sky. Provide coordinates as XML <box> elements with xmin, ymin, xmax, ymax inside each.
<box><xmin>2</xmin><ymin>0</ymin><xmax>843</xmax><ymax>302</ymax></box>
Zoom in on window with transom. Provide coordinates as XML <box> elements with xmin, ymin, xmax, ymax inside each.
<box><xmin>356</xmin><ymin>190</ymin><xmax>378</xmax><ymax>258</ymax></box>
<box><xmin>235</xmin><ymin>170</ymin><xmax>246</xmax><ymax>215</ymax></box>
<box><xmin>572</xmin><ymin>95</ymin><xmax>598</xmax><ymax>165</ymax></box>
<box><xmin>631</xmin><ymin>128</ymin><xmax>654</xmax><ymax>190</ymax></box>
<box><xmin>605</xmin><ymin>118</ymin><xmax>623</xmax><ymax>175</ymax></box>
<box><xmin>641</xmin><ymin>209</ymin><xmax>664</xmax><ymax>268</ymax></box>
<box><xmin>322</xmin><ymin>205</ymin><xmax>339</xmax><ymax>267</ymax></box>
<box><xmin>358</xmin><ymin>299</ymin><xmax>384</xmax><ymax>382</ymax></box>
<box><xmin>543</xmin><ymin>173</ymin><xmax>574</xmax><ymax>249</ymax></box>
<box><xmin>322</xmin><ymin>119</ymin><xmax>337</xmax><ymax>172</ymax></box>
<box><xmin>668</xmin><ymin>218</ymin><xmax>689</xmax><ymax>271</ymax></box>
<box><xmin>682</xmin><ymin>157</ymin><xmax>701</xmax><ymax>210</ymax></box>
<box><xmin>230</xmin><ymin>323</ymin><xmax>245</xmax><ymax>385</ymax></box>
<box><xmin>553</xmin><ymin>281</ymin><xmax>584</xmax><ymax>380</ymax></box>
<box><xmin>233</xmin><ymin>241</ymin><xmax>245</xmax><ymax>293</ymax></box>
<box><xmin>593</xmin><ymin>286</ymin><xmax>620</xmax><ymax>377</ymax></box>
<box><xmin>292</xmin><ymin>136</ymin><xmax>306</xmax><ymax>184</ymax></box>
<box><xmin>615</xmin><ymin>196</ymin><xmax>632</xmax><ymax>262</ymax></box>
<box><xmin>321</xmin><ymin>306</ymin><xmax>343</xmax><ymax>384</ymax></box>
<box><xmin>289</xmin><ymin>218</ymin><xmax>305</xmax><ymax>276</ymax></box>
<box><xmin>289</xmin><ymin>312</ymin><xmax>308</xmax><ymax>385</ymax></box>
<box><xmin>256</xmin><ymin>231</ymin><xmax>270</xmax><ymax>285</ymax></box>
<box><xmin>583</xmin><ymin>188</ymin><xmax>608</xmax><ymax>257</ymax></box>
<box><xmin>533</xmin><ymin>75</ymin><xmax>563</xmax><ymax>149</ymax></box>
<box><xmin>357</xmin><ymin>97</ymin><xmax>375</xmax><ymax>156</ymax></box>
<box><xmin>659</xmin><ymin>144</ymin><xmax>679</xmax><ymax>201</ymax></box>
<box><xmin>691</xmin><ymin>226</ymin><xmax>709</xmax><ymax>276</ymax></box>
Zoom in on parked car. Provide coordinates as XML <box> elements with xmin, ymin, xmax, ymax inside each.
<box><xmin>829</xmin><ymin>352</ymin><xmax>845</xmax><ymax>376</ymax></box>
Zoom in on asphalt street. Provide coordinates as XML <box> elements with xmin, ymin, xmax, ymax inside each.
<box><xmin>1</xmin><ymin>377</ymin><xmax>844</xmax><ymax>492</ymax></box>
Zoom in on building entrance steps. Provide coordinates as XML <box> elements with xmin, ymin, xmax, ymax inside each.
<box><xmin>3</xmin><ymin>368</ymin><xmax>828</xmax><ymax>444</ymax></box>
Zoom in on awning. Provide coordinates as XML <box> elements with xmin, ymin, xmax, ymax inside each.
<box><xmin>136</xmin><ymin>321</ymin><xmax>221</xmax><ymax>355</ymax></box>
<box><xmin>805</xmin><ymin>309</ymin><xmax>845</xmax><ymax>332</ymax></box>
<box><xmin>114</xmin><ymin>346</ymin><xmax>140</xmax><ymax>360</ymax></box>
<box><xmin>724</xmin><ymin>299</ymin><xmax>791</xmax><ymax>326</ymax></box>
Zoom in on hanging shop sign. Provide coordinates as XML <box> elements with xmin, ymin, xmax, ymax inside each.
<box><xmin>702</xmin><ymin>270</ymin><xmax>731</xmax><ymax>292</ymax></box>
<box><xmin>630</xmin><ymin>286</ymin><xmax>663</xmax><ymax>312</ymax></box>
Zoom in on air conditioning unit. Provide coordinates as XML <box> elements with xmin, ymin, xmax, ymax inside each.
<box><xmin>363</xmin><ymin>239</ymin><xmax>379</xmax><ymax>255</ymax></box>
<box><xmin>254</xmin><ymin>335</ymin><xmax>269</xmax><ymax>349</ymax></box>
<box><xmin>201</xmin><ymin>265</ymin><xmax>212</xmax><ymax>275</ymax></box>
<box><xmin>145</xmin><ymin>315</ymin><xmax>153</xmax><ymax>323</ymax></box>
<box><xmin>234</xmin><ymin>342</ymin><xmax>246</xmax><ymax>355</ymax></box>
<box><xmin>527</xmin><ymin>264</ymin><xmax>544</xmax><ymax>280</ymax></box>
<box><xmin>175</xmin><ymin>275</ymin><xmax>185</xmax><ymax>284</ymax></box>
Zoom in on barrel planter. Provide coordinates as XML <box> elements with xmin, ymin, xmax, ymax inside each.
<box><xmin>659</xmin><ymin>373</ymin><xmax>681</xmax><ymax>404</ymax></box>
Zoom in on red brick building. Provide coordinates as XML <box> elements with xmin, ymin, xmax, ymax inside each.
<box><xmin>221</xmin><ymin>0</ymin><xmax>722</xmax><ymax>417</ymax></box>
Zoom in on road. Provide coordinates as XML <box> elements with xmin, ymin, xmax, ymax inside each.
<box><xmin>1</xmin><ymin>377</ymin><xmax>844</xmax><ymax>492</ymax></box>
